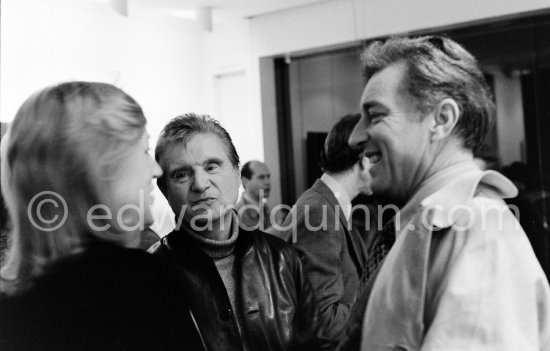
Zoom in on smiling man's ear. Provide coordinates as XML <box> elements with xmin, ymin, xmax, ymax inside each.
<box><xmin>430</xmin><ymin>98</ymin><xmax>460</xmax><ymax>142</ymax></box>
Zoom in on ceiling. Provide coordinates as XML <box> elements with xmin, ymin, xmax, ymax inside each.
<box><xmin>129</xmin><ymin>0</ymin><xmax>329</xmax><ymax>20</ymax></box>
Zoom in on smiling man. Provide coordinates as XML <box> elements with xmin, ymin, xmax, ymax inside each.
<box><xmin>345</xmin><ymin>36</ymin><xmax>550</xmax><ymax>350</ymax></box>
<box><xmin>150</xmin><ymin>113</ymin><xmax>324</xmax><ymax>351</ymax></box>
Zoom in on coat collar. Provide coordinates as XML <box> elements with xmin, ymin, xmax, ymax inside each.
<box><xmin>320</xmin><ymin>173</ymin><xmax>352</xmax><ymax>221</ymax></box>
<box><xmin>163</xmin><ymin>212</ymin><xmax>256</xmax><ymax>260</ymax></box>
<box><xmin>310</xmin><ymin>178</ymin><xmax>366</xmax><ymax>276</ymax></box>
<box><xmin>398</xmin><ymin>161</ymin><xmax>517</xmax><ymax>232</ymax></box>
<box><xmin>311</xmin><ymin>179</ymin><xmax>350</xmax><ymax>229</ymax></box>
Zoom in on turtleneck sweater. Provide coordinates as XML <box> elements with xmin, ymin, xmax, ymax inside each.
<box><xmin>184</xmin><ymin>211</ymin><xmax>239</xmax><ymax>311</ymax></box>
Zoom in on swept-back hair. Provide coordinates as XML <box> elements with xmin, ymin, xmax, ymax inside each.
<box><xmin>155</xmin><ymin>113</ymin><xmax>240</xmax><ymax>191</ymax></box>
<box><xmin>361</xmin><ymin>35</ymin><xmax>495</xmax><ymax>151</ymax></box>
<box><xmin>1</xmin><ymin>82</ymin><xmax>146</xmax><ymax>292</ymax></box>
<box><xmin>320</xmin><ymin>114</ymin><xmax>363</xmax><ymax>174</ymax></box>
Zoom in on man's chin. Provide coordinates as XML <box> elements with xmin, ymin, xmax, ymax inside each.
<box><xmin>186</xmin><ymin>208</ymin><xmax>232</xmax><ymax>223</ymax></box>
<box><xmin>183</xmin><ymin>212</ymin><xmax>215</xmax><ymax>231</ymax></box>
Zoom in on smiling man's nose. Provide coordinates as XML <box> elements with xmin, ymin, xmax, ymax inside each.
<box><xmin>349</xmin><ymin>116</ymin><xmax>369</xmax><ymax>148</ymax></box>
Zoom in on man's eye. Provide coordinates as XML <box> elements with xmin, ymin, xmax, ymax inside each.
<box><xmin>173</xmin><ymin>172</ymin><xmax>190</xmax><ymax>182</ymax></box>
<box><xmin>367</xmin><ymin>111</ymin><xmax>385</xmax><ymax>123</ymax></box>
<box><xmin>206</xmin><ymin>164</ymin><xmax>220</xmax><ymax>172</ymax></box>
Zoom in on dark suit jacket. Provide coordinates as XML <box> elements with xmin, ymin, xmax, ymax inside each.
<box><xmin>275</xmin><ymin>179</ymin><xmax>367</xmax><ymax>350</ymax></box>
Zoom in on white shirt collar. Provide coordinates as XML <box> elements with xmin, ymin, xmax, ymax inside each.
<box><xmin>320</xmin><ymin>173</ymin><xmax>352</xmax><ymax>221</ymax></box>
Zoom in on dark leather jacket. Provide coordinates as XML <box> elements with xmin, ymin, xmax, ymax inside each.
<box><xmin>151</xmin><ymin>226</ymin><xmax>326</xmax><ymax>351</ymax></box>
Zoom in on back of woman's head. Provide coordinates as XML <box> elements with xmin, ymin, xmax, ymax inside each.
<box><xmin>1</xmin><ymin>82</ymin><xmax>146</xmax><ymax>289</ymax></box>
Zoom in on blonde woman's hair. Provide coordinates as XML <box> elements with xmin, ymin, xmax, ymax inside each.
<box><xmin>0</xmin><ymin>82</ymin><xmax>146</xmax><ymax>293</ymax></box>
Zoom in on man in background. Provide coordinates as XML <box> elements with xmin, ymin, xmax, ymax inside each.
<box><xmin>274</xmin><ymin>114</ymin><xmax>371</xmax><ymax>349</ymax></box>
<box><xmin>235</xmin><ymin>160</ymin><xmax>283</xmax><ymax>231</ymax></box>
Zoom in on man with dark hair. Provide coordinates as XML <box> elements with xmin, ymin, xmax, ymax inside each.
<box><xmin>234</xmin><ymin>160</ymin><xmax>283</xmax><ymax>231</ymax></box>
<box><xmin>150</xmin><ymin>113</ymin><xmax>324</xmax><ymax>351</ymax></box>
<box><xmin>346</xmin><ymin>35</ymin><xmax>550</xmax><ymax>350</ymax></box>
<box><xmin>274</xmin><ymin>114</ymin><xmax>372</xmax><ymax>349</ymax></box>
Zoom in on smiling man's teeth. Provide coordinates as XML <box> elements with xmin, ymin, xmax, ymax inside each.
<box><xmin>368</xmin><ymin>154</ymin><xmax>381</xmax><ymax>164</ymax></box>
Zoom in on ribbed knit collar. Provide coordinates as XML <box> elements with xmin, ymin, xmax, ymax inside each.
<box><xmin>184</xmin><ymin>211</ymin><xmax>240</xmax><ymax>259</ymax></box>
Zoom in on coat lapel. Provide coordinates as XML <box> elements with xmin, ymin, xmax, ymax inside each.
<box><xmin>360</xmin><ymin>210</ymin><xmax>433</xmax><ymax>350</ymax></box>
<box><xmin>312</xmin><ymin>179</ymin><xmax>366</xmax><ymax>277</ymax></box>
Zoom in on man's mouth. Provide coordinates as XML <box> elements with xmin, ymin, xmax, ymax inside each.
<box><xmin>193</xmin><ymin>197</ymin><xmax>216</xmax><ymax>206</ymax></box>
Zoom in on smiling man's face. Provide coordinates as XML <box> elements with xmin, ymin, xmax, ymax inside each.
<box><xmin>348</xmin><ymin>61</ymin><xmax>433</xmax><ymax>204</ymax></box>
<box><xmin>160</xmin><ymin>133</ymin><xmax>240</xmax><ymax>227</ymax></box>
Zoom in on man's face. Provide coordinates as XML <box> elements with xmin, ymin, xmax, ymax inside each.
<box><xmin>160</xmin><ymin>133</ymin><xmax>240</xmax><ymax>227</ymax></box>
<box><xmin>349</xmin><ymin>61</ymin><xmax>433</xmax><ymax>204</ymax></box>
<box><xmin>243</xmin><ymin>162</ymin><xmax>271</xmax><ymax>201</ymax></box>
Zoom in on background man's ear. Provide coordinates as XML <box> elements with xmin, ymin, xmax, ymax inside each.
<box><xmin>431</xmin><ymin>98</ymin><xmax>460</xmax><ymax>142</ymax></box>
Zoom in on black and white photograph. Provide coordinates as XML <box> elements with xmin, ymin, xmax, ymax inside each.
<box><xmin>1</xmin><ymin>0</ymin><xmax>550</xmax><ymax>350</ymax></box>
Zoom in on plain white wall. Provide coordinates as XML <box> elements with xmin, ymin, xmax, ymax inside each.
<box><xmin>0</xmin><ymin>0</ymin><xmax>206</xmax><ymax>141</ymax></box>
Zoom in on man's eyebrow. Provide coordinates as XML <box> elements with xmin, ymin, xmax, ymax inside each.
<box><xmin>203</xmin><ymin>157</ymin><xmax>224</xmax><ymax>166</ymax></box>
<box><xmin>362</xmin><ymin>100</ymin><xmax>384</xmax><ymax>110</ymax></box>
<box><xmin>364</xmin><ymin>101</ymin><xmax>391</xmax><ymax>115</ymax></box>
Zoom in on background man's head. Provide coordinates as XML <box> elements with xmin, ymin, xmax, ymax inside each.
<box><xmin>241</xmin><ymin>161</ymin><xmax>271</xmax><ymax>202</ymax></box>
<box><xmin>155</xmin><ymin>113</ymin><xmax>241</xmax><ymax>227</ymax></box>
<box><xmin>349</xmin><ymin>35</ymin><xmax>494</xmax><ymax>204</ymax></box>
<box><xmin>321</xmin><ymin>114</ymin><xmax>372</xmax><ymax>196</ymax></box>
<box><xmin>321</xmin><ymin>114</ymin><xmax>364</xmax><ymax>173</ymax></box>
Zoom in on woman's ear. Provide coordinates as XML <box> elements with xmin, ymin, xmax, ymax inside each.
<box><xmin>430</xmin><ymin>98</ymin><xmax>460</xmax><ymax>142</ymax></box>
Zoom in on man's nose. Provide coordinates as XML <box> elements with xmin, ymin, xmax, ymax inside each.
<box><xmin>152</xmin><ymin>159</ymin><xmax>163</xmax><ymax>179</ymax></box>
<box><xmin>349</xmin><ymin>116</ymin><xmax>369</xmax><ymax>148</ymax></box>
<box><xmin>191</xmin><ymin>170</ymin><xmax>210</xmax><ymax>192</ymax></box>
